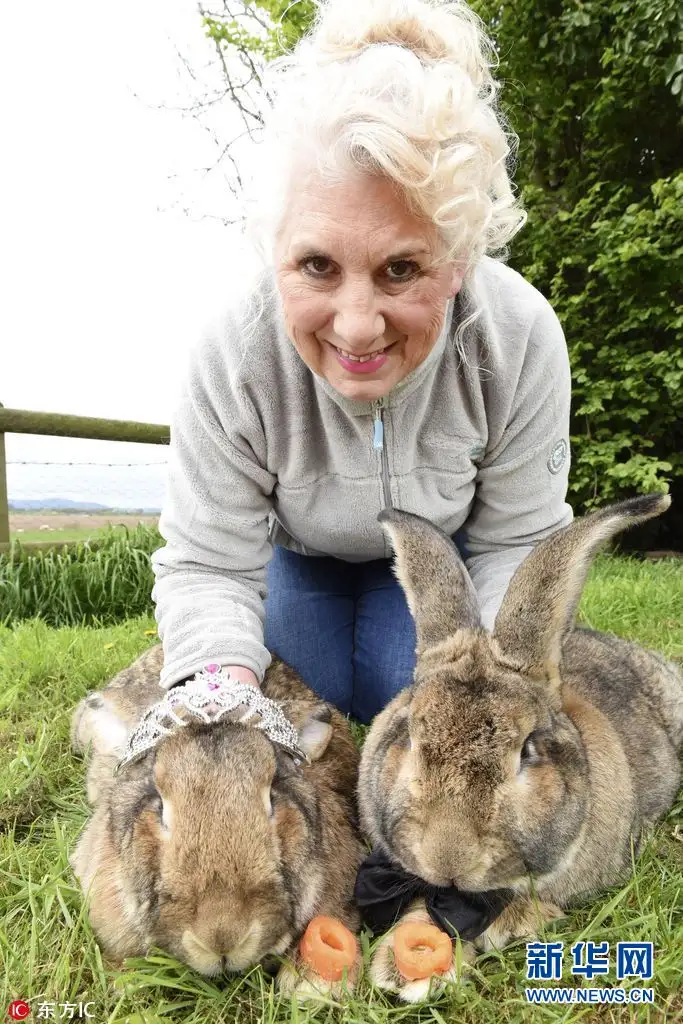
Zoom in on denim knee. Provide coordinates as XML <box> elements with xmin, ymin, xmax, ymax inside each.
<box><xmin>351</xmin><ymin>558</ymin><xmax>417</xmax><ymax>724</ymax></box>
<box><xmin>263</xmin><ymin>546</ymin><xmax>355</xmax><ymax>714</ymax></box>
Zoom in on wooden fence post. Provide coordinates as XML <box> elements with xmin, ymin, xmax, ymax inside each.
<box><xmin>0</xmin><ymin>403</ymin><xmax>9</xmax><ymax>547</ymax></box>
<box><xmin>0</xmin><ymin>405</ymin><xmax>170</xmax><ymax>554</ymax></box>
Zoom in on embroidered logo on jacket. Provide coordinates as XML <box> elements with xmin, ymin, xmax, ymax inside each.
<box><xmin>548</xmin><ymin>439</ymin><xmax>568</xmax><ymax>474</ymax></box>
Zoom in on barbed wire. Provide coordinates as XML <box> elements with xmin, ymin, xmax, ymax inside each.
<box><xmin>7</xmin><ymin>460</ymin><xmax>168</xmax><ymax>467</ymax></box>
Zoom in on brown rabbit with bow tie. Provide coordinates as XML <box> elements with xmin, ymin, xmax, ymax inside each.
<box><xmin>358</xmin><ymin>494</ymin><xmax>683</xmax><ymax>1002</ymax></box>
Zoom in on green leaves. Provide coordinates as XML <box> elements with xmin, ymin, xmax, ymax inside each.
<box><xmin>514</xmin><ymin>174</ymin><xmax>683</xmax><ymax>510</ymax></box>
<box><xmin>202</xmin><ymin>0</ymin><xmax>316</xmax><ymax>62</ymax></box>
<box><xmin>665</xmin><ymin>52</ymin><xmax>683</xmax><ymax>96</ymax></box>
<box><xmin>473</xmin><ymin>0</ymin><xmax>683</xmax><ymax>519</ymax></box>
<box><xmin>474</xmin><ymin>0</ymin><xmax>682</xmax><ymax>191</ymax></box>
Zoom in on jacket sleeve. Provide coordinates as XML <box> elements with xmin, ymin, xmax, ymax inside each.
<box><xmin>463</xmin><ymin>298</ymin><xmax>573</xmax><ymax>629</ymax></box>
<box><xmin>151</xmin><ymin>320</ymin><xmax>276</xmax><ymax>689</ymax></box>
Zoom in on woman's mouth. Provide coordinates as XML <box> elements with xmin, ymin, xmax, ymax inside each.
<box><xmin>330</xmin><ymin>341</ymin><xmax>396</xmax><ymax>374</ymax></box>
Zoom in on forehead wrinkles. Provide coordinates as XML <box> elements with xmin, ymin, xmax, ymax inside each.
<box><xmin>287</xmin><ymin>223</ymin><xmax>437</xmax><ymax>268</ymax></box>
<box><xmin>278</xmin><ymin>171</ymin><xmax>442</xmax><ymax>265</ymax></box>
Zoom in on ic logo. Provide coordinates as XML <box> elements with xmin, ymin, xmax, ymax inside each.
<box><xmin>7</xmin><ymin>1002</ymin><xmax>31</xmax><ymax>1021</ymax></box>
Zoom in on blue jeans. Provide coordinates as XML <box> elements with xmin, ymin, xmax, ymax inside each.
<box><xmin>265</xmin><ymin>536</ymin><xmax>469</xmax><ymax>722</ymax></box>
<box><xmin>264</xmin><ymin>546</ymin><xmax>416</xmax><ymax>723</ymax></box>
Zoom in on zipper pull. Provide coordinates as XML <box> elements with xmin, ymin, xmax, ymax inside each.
<box><xmin>372</xmin><ymin>400</ymin><xmax>384</xmax><ymax>450</ymax></box>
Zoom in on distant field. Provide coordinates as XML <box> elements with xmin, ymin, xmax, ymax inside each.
<box><xmin>9</xmin><ymin>511</ymin><xmax>159</xmax><ymax>545</ymax></box>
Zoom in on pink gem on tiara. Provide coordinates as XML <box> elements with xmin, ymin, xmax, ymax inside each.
<box><xmin>205</xmin><ymin>664</ymin><xmax>221</xmax><ymax>688</ymax></box>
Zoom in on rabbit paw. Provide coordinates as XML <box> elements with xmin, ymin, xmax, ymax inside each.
<box><xmin>276</xmin><ymin>956</ymin><xmax>358</xmax><ymax>1001</ymax></box>
<box><xmin>368</xmin><ymin>906</ymin><xmax>474</xmax><ymax>1004</ymax></box>
<box><xmin>475</xmin><ymin>897</ymin><xmax>564</xmax><ymax>952</ymax></box>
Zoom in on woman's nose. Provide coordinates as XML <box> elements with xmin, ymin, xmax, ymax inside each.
<box><xmin>332</xmin><ymin>280</ymin><xmax>385</xmax><ymax>349</ymax></box>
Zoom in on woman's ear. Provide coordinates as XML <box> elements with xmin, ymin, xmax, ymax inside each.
<box><xmin>448</xmin><ymin>265</ymin><xmax>464</xmax><ymax>297</ymax></box>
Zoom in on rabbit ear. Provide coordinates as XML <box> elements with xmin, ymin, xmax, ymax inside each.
<box><xmin>70</xmin><ymin>817</ymin><xmax>147</xmax><ymax>962</ymax></box>
<box><xmin>297</xmin><ymin>704</ymin><xmax>334</xmax><ymax>761</ymax></box>
<box><xmin>378</xmin><ymin>508</ymin><xmax>481</xmax><ymax>654</ymax></box>
<box><xmin>493</xmin><ymin>493</ymin><xmax>671</xmax><ymax>684</ymax></box>
<box><xmin>71</xmin><ymin>693</ymin><xmax>130</xmax><ymax>758</ymax></box>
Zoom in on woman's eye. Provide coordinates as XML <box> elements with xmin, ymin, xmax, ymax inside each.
<box><xmin>301</xmin><ymin>255</ymin><xmax>333</xmax><ymax>277</ymax></box>
<box><xmin>385</xmin><ymin>259</ymin><xmax>419</xmax><ymax>281</ymax></box>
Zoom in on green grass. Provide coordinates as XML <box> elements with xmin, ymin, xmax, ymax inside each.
<box><xmin>11</xmin><ymin>526</ymin><xmax>124</xmax><ymax>544</ymax></box>
<box><xmin>0</xmin><ymin>525</ymin><xmax>162</xmax><ymax>626</ymax></box>
<box><xmin>1</xmin><ymin>558</ymin><xmax>682</xmax><ymax>1023</ymax></box>
<box><xmin>578</xmin><ymin>556</ymin><xmax>683</xmax><ymax>657</ymax></box>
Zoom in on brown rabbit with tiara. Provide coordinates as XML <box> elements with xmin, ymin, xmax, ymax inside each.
<box><xmin>70</xmin><ymin>647</ymin><xmax>363</xmax><ymax>999</ymax></box>
<box><xmin>357</xmin><ymin>494</ymin><xmax>683</xmax><ymax>1002</ymax></box>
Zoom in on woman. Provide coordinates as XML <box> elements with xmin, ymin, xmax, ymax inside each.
<box><xmin>151</xmin><ymin>0</ymin><xmax>572</xmax><ymax>724</ymax></box>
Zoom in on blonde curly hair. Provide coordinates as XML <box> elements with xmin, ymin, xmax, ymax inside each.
<box><xmin>246</xmin><ymin>0</ymin><xmax>526</xmax><ymax>276</ymax></box>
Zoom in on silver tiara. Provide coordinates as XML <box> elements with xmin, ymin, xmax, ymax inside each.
<box><xmin>114</xmin><ymin>664</ymin><xmax>309</xmax><ymax>774</ymax></box>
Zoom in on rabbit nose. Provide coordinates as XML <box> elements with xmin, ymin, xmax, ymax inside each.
<box><xmin>184</xmin><ymin>921</ymin><xmax>263</xmax><ymax>971</ymax></box>
<box><xmin>218</xmin><ymin>922</ymin><xmax>264</xmax><ymax>967</ymax></box>
<box><xmin>182</xmin><ymin>929</ymin><xmax>229</xmax><ymax>975</ymax></box>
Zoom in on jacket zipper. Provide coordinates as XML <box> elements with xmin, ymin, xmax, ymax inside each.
<box><xmin>372</xmin><ymin>398</ymin><xmax>393</xmax><ymax>509</ymax></box>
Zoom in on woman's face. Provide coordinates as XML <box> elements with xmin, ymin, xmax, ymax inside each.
<box><xmin>275</xmin><ymin>172</ymin><xmax>462</xmax><ymax>402</ymax></box>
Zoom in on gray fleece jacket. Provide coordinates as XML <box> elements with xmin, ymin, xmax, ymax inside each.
<box><xmin>151</xmin><ymin>255</ymin><xmax>573</xmax><ymax>689</ymax></box>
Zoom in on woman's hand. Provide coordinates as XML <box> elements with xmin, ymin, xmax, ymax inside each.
<box><xmin>224</xmin><ymin>664</ymin><xmax>260</xmax><ymax>688</ymax></box>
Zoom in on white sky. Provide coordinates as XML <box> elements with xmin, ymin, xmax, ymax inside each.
<box><xmin>1</xmin><ymin>0</ymin><xmax>257</xmax><ymax>477</ymax></box>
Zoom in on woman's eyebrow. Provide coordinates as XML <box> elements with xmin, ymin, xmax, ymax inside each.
<box><xmin>385</xmin><ymin>247</ymin><xmax>432</xmax><ymax>259</ymax></box>
<box><xmin>290</xmin><ymin>239</ymin><xmax>433</xmax><ymax>260</ymax></box>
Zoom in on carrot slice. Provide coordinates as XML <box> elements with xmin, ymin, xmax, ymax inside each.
<box><xmin>299</xmin><ymin>915</ymin><xmax>359</xmax><ymax>981</ymax></box>
<box><xmin>393</xmin><ymin>921</ymin><xmax>453</xmax><ymax>980</ymax></box>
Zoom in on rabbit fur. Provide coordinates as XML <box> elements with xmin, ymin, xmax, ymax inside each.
<box><xmin>358</xmin><ymin>494</ymin><xmax>683</xmax><ymax>1000</ymax></box>
<box><xmin>70</xmin><ymin>646</ymin><xmax>363</xmax><ymax>997</ymax></box>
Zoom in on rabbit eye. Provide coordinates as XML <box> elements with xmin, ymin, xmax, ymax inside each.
<box><xmin>262</xmin><ymin>786</ymin><xmax>275</xmax><ymax>819</ymax></box>
<box><xmin>148</xmin><ymin>788</ymin><xmax>172</xmax><ymax>832</ymax></box>
<box><xmin>520</xmin><ymin>731</ymin><xmax>542</xmax><ymax>768</ymax></box>
<box><xmin>147</xmin><ymin>790</ymin><xmax>162</xmax><ymax>814</ymax></box>
<box><xmin>160</xmin><ymin>798</ymin><xmax>173</xmax><ymax>833</ymax></box>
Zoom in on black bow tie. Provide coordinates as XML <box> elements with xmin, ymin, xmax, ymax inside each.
<box><xmin>354</xmin><ymin>848</ymin><xmax>513</xmax><ymax>940</ymax></box>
